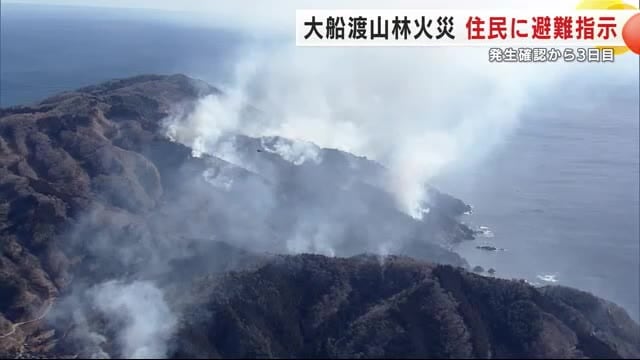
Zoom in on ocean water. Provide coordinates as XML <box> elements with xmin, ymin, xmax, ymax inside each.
<box><xmin>438</xmin><ymin>83</ymin><xmax>640</xmax><ymax>321</ymax></box>
<box><xmin>2</xmin><ymin>3</ymin><xmax>638</xmax><ymax>321</ymax></box>
<box><xmin>0</xmin><ymin>3</ymin><xmax>243</xmax><ymax>107</ymax></box>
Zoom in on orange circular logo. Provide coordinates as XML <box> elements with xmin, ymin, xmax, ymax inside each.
<box><xmin>622</xmin><ymin>13</ymin><xmax>640</xmax><ymax>54</ymax></box>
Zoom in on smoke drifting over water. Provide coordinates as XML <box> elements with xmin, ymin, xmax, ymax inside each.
<box><xmin>20</xmin><ymin>1</ymin><xmax>636</xmax><ymax>357</ymax></box>
<box><xmin>165</xmin><ymin>46</ymin><xmax>571</xmax><ymax>218</ymax></box>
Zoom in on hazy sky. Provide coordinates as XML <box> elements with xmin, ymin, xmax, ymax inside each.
<box><xmin>3</xmin><ymin>0</ymin><xmax>587</xmax><ymax>9</ymax></box>
<box><xmin>5</xmin><ymin>0</ymin><xmax>637</xmax><ymax>70</ymax></box>
<box><xmin>2</xmin><ymin>0</ymin><xmax>597</xmax><ymax>33</ymax></box>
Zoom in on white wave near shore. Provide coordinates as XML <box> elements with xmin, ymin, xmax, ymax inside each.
<box><xmin>537</xmin><ymin>273</ymin><xmax>559</xmax><ymax>283</ymax></box>
<box><xmin>477</xmin><ymin>225</ymin><xmax>495</xmax><ymax>238</ymax></box>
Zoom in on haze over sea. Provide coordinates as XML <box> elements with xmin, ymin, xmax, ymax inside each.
<box><xmin>1</xmin><ymin>3</ymin><xmax>638</xmax><ymax>320</ymax></box>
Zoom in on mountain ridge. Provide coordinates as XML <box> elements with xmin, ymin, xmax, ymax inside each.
<box><xmin>0</xmin><ymin>74</ymin><xmax>638</xmax><ymax>358</ymax></box>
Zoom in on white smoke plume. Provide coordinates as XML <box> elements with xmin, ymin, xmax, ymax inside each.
<box><xmin>47</xmin><ymin>279</ymin><xmax>176</xmax><ymax>359</ymax></box>
<box><xmin>260</xmin><ymin>136</ymin><xmax>322</xmax><ymax>165</ymax></box>
<box><xmin>286</xmin><ymin>220</ymin><xmax>338</xmax><ymax>256</ymax></box>
<box><xmin>32</xmin><ymin>1</ymin><xmax>638</xmax><ymax>357</ymax></box>
<box><xmin>89</xmin><ymin>280</ymin><xmax>176</xmax><ymax>359</ymax></box>
<box><xmin>156</xmin><ymin>0</ymin><xmax>637</xmax><ymax>219</ymax></box>
<box><xmin>164</xmin><ymin>43</ymin><xmax>576</xmax><ymax>218</ymax></box>
<box><xmin>156</xmin><ymin>0</ymin><xmax>638</xmax><ymax>218</ymax></box>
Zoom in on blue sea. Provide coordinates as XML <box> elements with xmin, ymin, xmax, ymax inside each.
<box><xmin>0</xmin><ymin>3</ymin><xmax>244</xmax><ymax>106</ymax></box>
<box><xmin>1</xmin><ymin>3</ymin><xmax>638</xmax><ymax>321</ymax></box>
<box><xmin>439</xmin><ymin>83</ymin><xmax>639</xmax><ymax>321</ymax></box>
